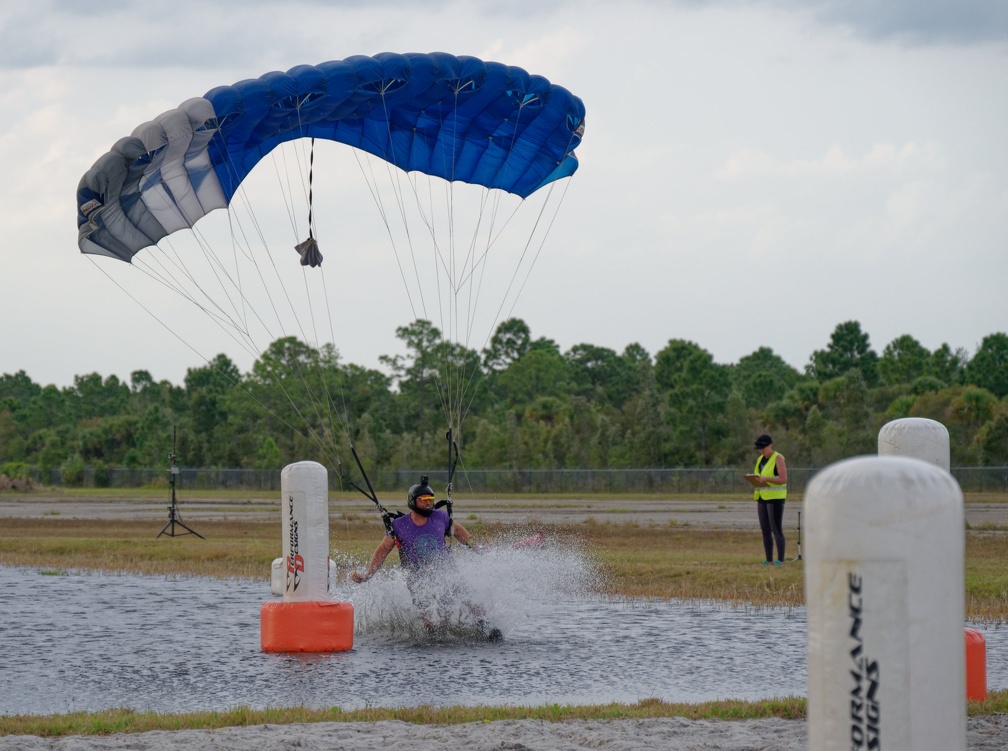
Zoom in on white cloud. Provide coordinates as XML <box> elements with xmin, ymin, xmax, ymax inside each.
<box><xmin>715</xmin><ymin>141</ymin><xmax>940</xmax><ymax>180</ymax></box>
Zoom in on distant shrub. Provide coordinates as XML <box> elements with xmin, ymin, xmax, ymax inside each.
<box><xmin>885</xmin><ymin>395</ymin><xmax>916</xmax><ymax>420</ymax></box>
<box><xmin>0</xmin><ymin>462</ymin><xmax>33</xmax><ymax>491</ymax></box>
<box><xmin>92</xmin><ymin>461</ymin><xmax>111</xmax><ymax>488</ymax></box>
<box><xmin>61</xmin><ymin>455</ymin><xmax>86</xmax><ymax>487</ymax></box>
<box><xmin>911</xmin><ymin>376</ymin><xmax>946</xmax><ymax>395</ymax></box>
<box><xmin>0</xmin><ymin>461</ymin><xmax>30</xmax><ymax>480</ymax></box>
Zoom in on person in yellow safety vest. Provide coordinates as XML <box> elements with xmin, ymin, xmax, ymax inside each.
<box><xmin>752</xmin><ymin>434</ymin><xmax>788</xmax><ymax>565</ymax></box>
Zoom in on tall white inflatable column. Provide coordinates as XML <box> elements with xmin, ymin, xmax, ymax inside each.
<box><xmin>878</xmin><ymin>417</ymin><xmax>950</xmax><ymax>470</ymax></box>
<box><xmin>261</xmin><ymin>461</ymin><xmax>353</xmax><ymax>652</ymax></box>
<box><xmin>281</xmin><ymin>461</ymin><xmax>330</xmax><ymax>600</ymax></box>
<box><xmin>878</xmin><ymin>417</ymin><xmax>986</xmax><ymax>701</ymax></box>
<box><xmin>805</xmin><ymin>456</ymin><xmax>965</xmax><ymax>750</ymax></box>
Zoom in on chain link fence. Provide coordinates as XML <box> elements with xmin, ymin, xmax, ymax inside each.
<box><xmin>30</xmin><ymin>465</ymin><xmax>1008</xmax><ymax>495</ymax></box>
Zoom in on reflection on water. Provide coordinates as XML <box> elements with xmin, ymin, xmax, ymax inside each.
<box><xmin>1</xmin><ymin>562</ymin><xmax>1005</xmax><ymax>716</ymax></box>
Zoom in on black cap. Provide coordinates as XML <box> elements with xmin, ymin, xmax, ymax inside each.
<box><xmin>754</xmin><ymin>434</ymin><xmax>773</xmax><ymax>449</ymax></box>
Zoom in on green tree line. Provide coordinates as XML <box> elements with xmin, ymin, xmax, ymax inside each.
<box><xmin>2</xmin><ymin>319</ymin><xmax>1007</xmax><ymax>484</ymax></box>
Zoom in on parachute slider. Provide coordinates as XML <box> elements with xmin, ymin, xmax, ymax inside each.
<box><xmin>295</xmin><ymin>236</ymin><xmax>323</xmax><ymax>267</ymax></box>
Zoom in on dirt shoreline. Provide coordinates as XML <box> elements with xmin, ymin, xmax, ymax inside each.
<box><xmin>3</xmin><ymin>715</ymin><xmax>1008</xmax><ymax>750</ymax></box>
<box><xmin>2</xmin><ymin>492</ymin><xmax>1007</xmax><ymax>530</ymax></box>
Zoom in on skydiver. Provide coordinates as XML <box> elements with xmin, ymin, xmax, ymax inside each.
<box><xmin>351</xmin><ymin>476</ymin><xmax>502</xmax><ymax>640</ymax></box>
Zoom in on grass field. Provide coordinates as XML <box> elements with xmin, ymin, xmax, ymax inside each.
<box><xmin>3</xmin><ymin>512</ymin><xmax>1007</xmax><ymax>620</ymax></box>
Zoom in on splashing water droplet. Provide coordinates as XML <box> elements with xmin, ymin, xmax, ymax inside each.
<box><xmin>329</xmin><ymin>531</ymin><xmax>604</xmax><ymax>642</ymax></box>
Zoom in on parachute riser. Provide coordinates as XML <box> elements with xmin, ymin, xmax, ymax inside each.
<box><xmin>342</xmin><ymin>446</ymin><xmax>400</xmax><ymax>539</ymax></box>
<box><xmin>439</xmin><ymin>428</ymin><xmax>460</xmax><ymax>537</ymax></box>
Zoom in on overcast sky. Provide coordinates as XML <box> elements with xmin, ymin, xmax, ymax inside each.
<box><xmin>3</xmin><ymin>0</ymin><xmax>1007</xmax><ymax>388</ymax></box>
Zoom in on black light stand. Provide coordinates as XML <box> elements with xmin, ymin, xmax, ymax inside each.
<box><xmin>793</xmin><ymin>510</ymin><xmax>802</xmax><ymax>561</ymax></box>
<box><xmin>157</xmin><ymin>427</ymin><xmax>204</xmax><ymax>539</ymax></box>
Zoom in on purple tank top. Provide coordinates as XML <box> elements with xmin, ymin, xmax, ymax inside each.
<box><xmin>392</xmin><ymin>508</ymin><xmax>451</xmax><ymax>567</ymax></box>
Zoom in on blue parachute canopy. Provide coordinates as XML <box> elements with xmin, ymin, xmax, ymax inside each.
<box><xmin>77</xmin><ymin>52</ymin><xmax>586</xmax><ymax>262</ymax></box>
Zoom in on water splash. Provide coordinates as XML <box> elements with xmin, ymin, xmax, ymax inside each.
<box><xmin>328</xmin><ymin>530</ymin><xmax>603</xmax><ymax>642</ymax></box>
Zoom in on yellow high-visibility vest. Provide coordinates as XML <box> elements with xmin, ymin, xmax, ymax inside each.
<box><xmin>754</xmin><ymin>451</ymin><xmax>787</xmax><ymax>500</ymax></box>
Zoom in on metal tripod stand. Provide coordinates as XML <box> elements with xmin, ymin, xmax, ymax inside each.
<box><xmin>157</xmin><ymin>427</ymin><xmax>204</xmax><ymax>539</ymax></box>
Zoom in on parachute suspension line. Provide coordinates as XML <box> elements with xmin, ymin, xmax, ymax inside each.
<box><xmin>84</xmin><ymin>256</ymin><xmax>338</xmax><ymax>468</ymax></box>
<box><xmin>228</xmin><ymin>183</ymin><xmax>349</xmax><ymax>475</ymax></box>
<box><xmin>251</xmin><ymin>142</ymin><xmax>349</xmax><ymax>469</ymax></box>
<box><xmin>352</xmin><ymin>148</ymin><xmax>422</xmax><ymax>326</ymax></box>
<box><xmin>223</xmin><ymin>147</ymin><xmax>317</xmax><ymax>345</ymax></box>
<box><xmin>345</xmin><ymin>74</ymin><xmax>578</xmax><ymax>484</ymax></box>
<box><xmin>497</xmin><ymin>177</ymin><xmax>574</xmax><ymax>327</ymax></box>
<box><xmin>440</xmin><ymin>427</ymin><xmax>460</xmax><ymax>536</ymax></box>
<box><xmin>278</xmin><ymin>129</ymin><xmax>364</xmax><ymax>470</ymax></box>
<box><xmin>269</xmin><ymin>146</ymin><xmax>304</xmax><ymax>243</ymax></box>
<box><xmin>291</xmin><ymin>134</ymin><xmax>350</xmax><ymax>453</ymax></box>
<box><xmin>451</xmin><ymin>180</ymin><xmax>575</xmax><ymax>432</ymax></box>
<box><xmin>367</xmin><ymin>84</ymin><xmax>481</xmax><ymax>439</ymax></box>
<box><xmin>130</xmin><ymin>237</ymin><xmax>264</xmax><ymax>361</ymax></box>
<box><xmin>156</xmin><ymin>142</ymin><xmax>346</xmax><ymax>473</ymax></box>
<box><xmin>352</xmin><ymin>149</ymin><xmax>462</xmax><ymax>491</ymax></box>
<box><xmin>448</xmin><ymin>145</ymin><xmax>468</xmax><ymax>438</ymax></box>
<box><xmin>441</xmin><ymin>89</ymin><xmax>566</xmax><ymax>438</ymax></box>
<box><xmin>447</xmin><ymin>178</ymin><xmax>577</xmax><ymax>436</ymax></box>
<box><xmin>443</xmin><ymin>84</ymin><xmax>480</xmax><ymax>438</ymax></box>
<box><xmin>448</xmin><ymin>197</ymin><xmax>497</xmax><ymax>433</ymax></box>
<box><xmin>222</xmin><ymin>207</ymin><xmax>251</xmax><ymax>341</ymax></box>
<box><xmin>436</xmin><ymin>97</ymin><xmax>515</xmax><ymax>437</ymax></box>
<box><xmin>352</xmin><ymin>146</ymin><xmax>463</xmax><ymax>491</ymax></box>
<box><xmin>136</xmin><ymin>263</ymin><xmax>339</xmax><ymax>468</ymax></box>
<box><xmin>362</xmin><ymin>92</ymin><xmax>459</xmax><ymax>439</ymax></box>
<box><xmin>379</xmin><ymin>148</ymin><xmax>456</xmax><ymax>434</ymax></box>
<box><xmin>433</xmin><ymin>89</ymin><xmax>464</xmax><ymax>437</ymax></box>
<box><xmin>126</xmin><ymin>186</ymin><xmax>256</xmax><ymax>343</ymax></box>
<box><xmin>378</xmin><ymin>92</ymin><xmax>431</xmax><ymax>326</ymax></box>
<box><xmin>86</xmin><ymin>256</ymin><xmax>229</xmax><ymax>369</ymax></box>
<box><xmin>224</xmin><ymin>183</ymin><xmax>299</xmax><ymax>342</ymax></box>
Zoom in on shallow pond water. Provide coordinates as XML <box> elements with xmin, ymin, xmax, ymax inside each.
<box><xmin>1</xmin><ymin>554</ymin><xmax>1005</xmax><ymax>716</ymax></box>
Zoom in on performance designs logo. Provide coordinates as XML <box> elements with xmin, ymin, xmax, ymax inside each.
<box><xmin>848</xmin><ymin>572</ymin><xmax>881</xmax><ymax>749</ymax></box>
<box><xmin>286</xmin><ymin>494</ymin><xmax>304</xmax><ymax>592</ymax></box>
<box><xmin>79</xmin><ymin>198</ymin><xmax>102</xmax><ymax>218</ymax></box>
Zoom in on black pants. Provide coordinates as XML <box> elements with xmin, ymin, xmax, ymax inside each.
<box><xmin>757</xmin><ymin>499</ymin><xmax>785</xmax><ymax>562</ymax></box>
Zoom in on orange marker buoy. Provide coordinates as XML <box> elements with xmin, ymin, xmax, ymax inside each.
<box><xmin>261</xmin><ymin>461</ymin><xmax>353</xmax><ymax>653</ymax></box>
<box><xmin>261</xmin><ymin>600</ymin><xmax>354</xmax><ymax>652</ymax></box>
<box><xmin>965</xmin><ymin>628</ymin><xmax>987</xmax><ymax>702</ymax></box>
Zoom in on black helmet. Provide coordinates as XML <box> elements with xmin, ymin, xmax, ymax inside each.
<box><xmin>407</xmin><ymin>475</ymin><xmax>436</xmax><ymax>517</ymax></box>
